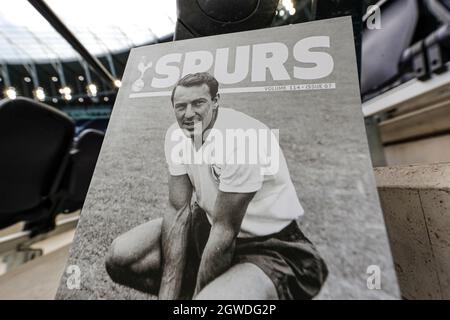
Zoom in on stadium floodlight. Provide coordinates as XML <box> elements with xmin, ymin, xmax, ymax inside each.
<box><xmin>59</xmin><ymin>86</ymin><xmax>72</xmax><ymax>100</ymax></box>
<box><xmin>87</xmin><ymin>83</ymin><xmax>98</xmax><ymax>97</ymax></box>
<box><xmin>114</xmin><ymin>79</ymin><xmax>122</xmax><ymax>88</ymax></box>
<box><xmin>281</xmin><ymin>0</ymin><xmax>295</xmax><ymax>15</ymax></box>
<box><xmin>34</xmin><ymin>87</ymin><xmax>46</xmax><ymax>101</ymax></box>
<box><xmin>5</xmin><ymin>87</ymin><xmax>17</xmax><ymax>100</ymax></box>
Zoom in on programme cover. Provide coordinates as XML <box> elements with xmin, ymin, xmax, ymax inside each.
<box><xmin>56</xmin><ymin>16</ymin><xmax>400</xmax><ymax>299</ymax></box>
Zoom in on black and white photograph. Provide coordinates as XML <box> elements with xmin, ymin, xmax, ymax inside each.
<box><xmin>54</xmin><ymin>17</ymin><xmax>400</xmax><ymax>300</ymax></box>
<box><xmin>106</xmin><ymin>71</ymin><xmax>329</xmax><ymax>300</ymax></box>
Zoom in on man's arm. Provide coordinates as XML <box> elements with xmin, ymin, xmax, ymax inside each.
<box><xmin>158</xmin><ymin>174</ymin><xmax>193</xmax><ymax>300</ymax></box>
<box><xmin>194</xmin><ymin>190</ymin><xmax>256</xmax><ymax>296</ymax></box>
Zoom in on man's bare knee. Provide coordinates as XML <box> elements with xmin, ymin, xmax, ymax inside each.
<box><xmin>105</xmin><ymin>237</ymin><xmax>128</xmax><ymax>283</ymax></box>
<box><xmin>105</xmin><ymin>238</ymin><xmax>158</xmax><ymax>293</ymax></box>
<box><xmin>194</xmin><ymin>263</ymin><xmax>278</xmax><ymax>300</ymax></box>
<box><xmin>106</xmin><ymin>218</ymin><xmax>162</xmax><ymax>271</ymax></box>
<box><xmin>105</xmin><ymin>219</ymin><xmax>163</xmax><ymax>294</ymax></box>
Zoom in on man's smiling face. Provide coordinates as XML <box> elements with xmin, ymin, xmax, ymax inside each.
<box><xmin>172</xmin><ymin>84</ymin><xmax>218</xmax><ymax>138</ymax></box>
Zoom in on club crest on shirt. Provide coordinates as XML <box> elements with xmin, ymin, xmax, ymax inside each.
<box><xmin>210</xmin><ymin>164</ymin><xmax>222</xmax><ymax>184</ymax></box>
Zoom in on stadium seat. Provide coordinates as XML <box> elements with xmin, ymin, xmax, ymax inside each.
<box><xmin>0</xmin><ymin>97</ymin><xmax>75</xmax><ymax>235</ymax></box>
<box><xmin>361</xmin><ymin>0</ymin><xmax>420</xmax><ymax>96</ymax></box>
<box><xmin>57</xmin><ymin>129</ymin><xmax>104</xmax><ymax>214</ymax></box>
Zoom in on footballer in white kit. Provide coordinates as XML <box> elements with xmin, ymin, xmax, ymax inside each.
<box><xmin>106</xmin><ymin>72</ymin><xmax>328</xmax><ymax>300</ymax></box>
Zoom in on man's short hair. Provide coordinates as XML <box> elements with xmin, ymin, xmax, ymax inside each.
<box><xmin>171</xmin><ymin>72</ymin><xmax>219</xmax><ymax>104</ymax></box>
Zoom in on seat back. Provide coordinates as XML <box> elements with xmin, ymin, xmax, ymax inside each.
<box><xmin>59</xmin><ymin>129</ymin><xmax>104</xmax><ymax>213</ymax></box>
<box><xmin>0</xmin><ymin>98</ymin><xmax>75</xmax><ymax>217</ymax></box>
<box><xmin>361</xmin><ymin>0</ymin><xmax>419</xmax><ymax>95</ymax></box>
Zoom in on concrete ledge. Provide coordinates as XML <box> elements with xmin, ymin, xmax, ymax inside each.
<box><xmin>374</xmin><ymin>163</ymin><xmax>450</xmax><ymax>299</ymax></box>
<box><xmin>375</xmin><ymin>163</ymin><xmax>450</xmax><ymax>190</ymax></box>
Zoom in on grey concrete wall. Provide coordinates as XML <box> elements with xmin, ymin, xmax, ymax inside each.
<box><xmin>375</xmin><ymin>163</ymin><xmax>450</xmax><ymax>299</ymax></box>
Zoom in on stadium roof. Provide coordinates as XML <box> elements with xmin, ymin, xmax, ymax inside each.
<box><xmin>0</xmin><ymin>0</ymin><xmax>176</xmax><ymax>64</ymax></box>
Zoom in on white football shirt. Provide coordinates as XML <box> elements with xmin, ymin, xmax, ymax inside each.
<box><xmin>164</xmin><ymin>107</ymin><xmax>304</xmax><ymax>237</ymax></box>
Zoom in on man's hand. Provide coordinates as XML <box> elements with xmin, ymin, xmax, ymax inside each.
<box><xmin>158</xmin><ymin>174</ymin><xmax>192</xmax><ymax>300</ymax></box>
<box><xmin>194</xmin><ymin>190</ymin><xmax>256</xmax><ymax>296</ymax></box>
